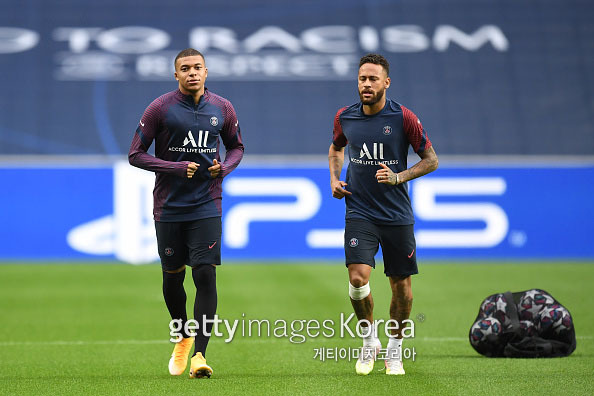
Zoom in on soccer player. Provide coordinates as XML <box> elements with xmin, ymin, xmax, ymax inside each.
<box><xmin>328</xmin><ymin>53</ymin><xmax>438</xmax><ymax>376</ymax></box>
<box><xmin>128</xmin><ymin>48</ymin><xmax>244</xmax><ymax>379</ymax></box>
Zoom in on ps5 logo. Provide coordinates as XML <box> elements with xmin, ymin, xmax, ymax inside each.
<box><xmin>223</xmin><ymin>178</ymin><xmax>322</xmax><ymax>248</ymax></box>
<box><xmin>308</xmin><ymin>177</ymin><xmax>509</xmax><ymax>249</ymax></box>
<box><xmin>66</xmin><ymin>163</ymin><xmax>510</xmax><ymax>264</ymax></box>
<box><xmin>413</xmin><ymin>178</ymin><xmax>509</xmax><ymax>248</ymax></box>
<box><xmin>360</xmin><ymin>142</ymin><xmax>384</xmax><ymax>160</ymax></box>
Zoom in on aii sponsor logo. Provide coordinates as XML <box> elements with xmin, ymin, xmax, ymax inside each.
<box><xmin>349</xmin><ymin>238</ymin><xmax>359</xmax><ymax>247</ymax></box>
<box><xmin>383</xmin><ymin>125</ymin><xmax>392</xmax><ymax>135</ymax></box>
<box><xmin>169</xmin><ymin>130</ymin><xmax>216</xmax><ymax>153</ymax></box>
<box><xmin>210</xmin><ymin>117</ymin><xmax>218</xmax><ymax>126</ymax></box>
<box><xmin>184</xmin><ymin>130</ymin><xmax>209</xmax><ymax>147</ymax></box>
<box><xmin>178</xmin><ymin>130</ymin><xmax>214</xmax><ymax>152</ymax></box>
<box><xmin>164</xmin><ymin>247</ymin><xmax>174</xmax><ymax>256</ymax></box>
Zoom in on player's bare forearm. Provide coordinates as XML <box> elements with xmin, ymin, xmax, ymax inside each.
<box><xmin>328</xmin><ymin>143</ymin><xmax>352</xmax><ymax>199</ymax></box>
<box><xmin>397</xmin><ymin>146</ymin><xmax>438</xmax><ymax>184</ymax></box>
<box><xmin>328</xmin><ymin>144</ymin><xmax>345</xmax><ymax>182</ymax></box>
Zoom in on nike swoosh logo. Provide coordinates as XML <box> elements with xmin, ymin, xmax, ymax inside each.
<box><xmin>140</xmin><ymin>120</ymin><xmax>145</xmax><ymax>127</ymax></box>
<box><xmin>408</xmin><ymin>249</ymin><xmax>415</xmax><ymax>258</ymax></box>
<box><xmin>209</xmin><ymin>241</ymin><xmax>217</xmax><ymax>249</ymax></box>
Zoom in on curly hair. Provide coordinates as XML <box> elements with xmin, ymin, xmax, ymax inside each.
<box><xmin>359</xmin><ymin>53</ymin><xmax>389</xmax><ymax>76</ymax></box>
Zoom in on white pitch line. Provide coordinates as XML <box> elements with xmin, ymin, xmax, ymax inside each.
<box><xmin>419</xmin><ymin>336</ymin><xmax>593</xmax><ymax>342</ymax></box>
<box><xmin>0</xmin><ymin>340</ymin><xmax>169</xmax><ymax>346</ymax></box>
<box><xmin>0</xmin><ymin>335</ymin><xmax>590</xmax><ymax>347</ymax></box>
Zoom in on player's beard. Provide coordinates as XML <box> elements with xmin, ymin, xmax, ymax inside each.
<box><xmin>359</xmin><ymin>89</ymin><xmax>385</xmax><ymax>106</ymax></box>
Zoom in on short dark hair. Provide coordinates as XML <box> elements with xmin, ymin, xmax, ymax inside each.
<box><xmin>359</xmin><ymin>53</ymin><xmax>389</xmax><ymax>76</ymax></box>
<box><xmin>174</xmin><ymin>48</ymin><xmax>205</xmax><ymax>69</ymax></box>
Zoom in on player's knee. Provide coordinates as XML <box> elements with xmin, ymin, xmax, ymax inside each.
<box><xmin>389</xmin><ymin>275</ymin><xmax>411</xmax><ymax>289</ymax></box>
<box><xmin>349</xmin><ymin>282</ymin><xmax>371</xmax><ymax>300</ymax></box>
<box><xmin>349</xmin><ymin>274</ymin><xmax>366</xmax><ymax>288</ymax></box>
<box><xmin>348</xmin><ymin>269</ymin><xmax>370</xmax><ymax>288</ymax></box>
<box><xmin>163</xmin><ymin>265</ymin><xmax>186</xmax><ymax>274</ymax></box>
<box><xmin>390</xmin><ymin>274</ymin><xmax>410</xmax><ymax>282</ymax></box>
<box><xmin>191</xmin><ymin>264</ymin><xmax>216</xmax><ymax>287</ymax></box>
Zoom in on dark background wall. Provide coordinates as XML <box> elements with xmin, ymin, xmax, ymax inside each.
<box><xmin>1</xmin><ymin>0</ymin><xmax>593</xmax><ymax>155</ymax></box>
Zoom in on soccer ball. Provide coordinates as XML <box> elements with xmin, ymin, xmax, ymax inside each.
<box><xmin>537</xmin><ymin>304</ymin><xmax>572</xmax><ymax>335</ymax></box>
<box><xmin>518</xmin><ymin>320</ymin><xmax>537</xmax><ymax>338</ymax></box>
<box><xmin>479</xmin><ymin>294</ymin><xmax>511</xmax><ymax>328</ymax></box>
<box><xmin>517</xmin><ymin>289</ymin><xmax>554</xmax><ymax>320</ymax></box>
<box><xmin>470</xmin><ymin>317</ymin><xmax>503</xmax><ymax>346</ymax></box>
<box><xmin>479</xmin><ymin>294</ymin><xmax>498</xmax><ymax>317</ymax></box>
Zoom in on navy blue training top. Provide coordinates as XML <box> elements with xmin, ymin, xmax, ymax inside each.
<box><xmin>129</xmin><ymin>88</ymin><xmax>244</xmax><ymax>222</ymax></box>
<box><xmin>332</xmin><ymin>98</ymin><xmax>431</xmax><ymax>225</ymax></box>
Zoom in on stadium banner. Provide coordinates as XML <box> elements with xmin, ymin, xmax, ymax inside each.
<box><xmin>1</xmin><ymin>0</ymin><xmax>593</xmax><ymax>156</ymax></box>
<box><xmin>1</xmin><ymin>162</ymin><xmax>593</xmax><ymax>262</ymax></box>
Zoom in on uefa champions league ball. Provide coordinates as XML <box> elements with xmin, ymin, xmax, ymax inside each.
<box><xmin>470</xmin><ymin>317</ymin><xmax>503</xmax><ymax>346</ymax></box>
<box><xmin>538</xmin><ymin>304</ymin><xmax>572</xmax><ymax>335</ymax></box>
<box><xmin>493</xmin><ymin>294</ymin><xmax>511</xmax><ymax>328</ymax></box>
<box><xmin>517</xmin><ymin>289</ymin><xmax>555</xmax><ymax>320</ymax></box>
<box><xmin>479</xmin><ymin>294</ymin><xmax>510</xmax><ymax>328</ymax></box>
<box><xmin>479</xmin><ymin>295</ymin><xmax>498</xmax><ymax>318</ymax></box>
<box><xmin>518</xmin><ymin>320</ymin><xmax>537</xmax><ymax>338</ymax></box>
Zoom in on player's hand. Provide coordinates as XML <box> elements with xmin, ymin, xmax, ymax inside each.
<box><xmin>376</xmin><ymin>163</ymin><xmax>398</xmax><ymax>185</ymax></box>
<box><xmin>208</xmin><ymin>159</ymin><xmax>221</xmax><ymax>178</ymax></box>
<box><xmin>187</xmin><ymin>162</ymin><xmax>199</xmax><ymax>179</ymax></box>
<box><xmin>331</xmin><ymin>180</ymin><xmax>352</xmax><ymax>199</ymax></box>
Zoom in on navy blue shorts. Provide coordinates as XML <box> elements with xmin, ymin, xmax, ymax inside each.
<box><xmin>155</xmin><ymin>217</ymin><xmax>221</xmax><ymax>271</ymax></box>
<box><xmin>344</xmin><ymin>218</ymin><xmax>418</xmax><ymax>277</ymax></box>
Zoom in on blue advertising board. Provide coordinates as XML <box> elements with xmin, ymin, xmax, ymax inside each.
<box><xmin>1</xmin><ymin>162</ymin><xmax>592</xmax><ymax>262</ymax></box>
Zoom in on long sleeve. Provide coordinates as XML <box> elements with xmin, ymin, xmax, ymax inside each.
<box><xmin>219</xmin><ymin>100</ymin><xmax>244</xmax><ymax>177</ymax></box>
<box><xmin>128</xmin><ymin>97</ymin><xmax>188</xmax><ymax>178</ymax></box>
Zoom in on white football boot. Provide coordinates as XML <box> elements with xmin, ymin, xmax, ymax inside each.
<box><xmin>385</xmin><ymin>353</ymin><xmax>405</xmax><ymax>375</ymax></box>
<box><xmin>355</xmin><ymin>340</ymin><xmax>382</xmax><ymax>375</ymax></box>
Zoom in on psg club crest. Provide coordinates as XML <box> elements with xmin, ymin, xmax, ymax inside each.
<box><xmin>210</xmin><ymin>117</ymin><xmax>218</xmax><ymax>126</ymax></box>
<box><xmin>164</xmin><ymin>247</ymin><xmax>174</xmax><ymax>256</ymax></box>
<box><xmin>383</xmin><ymin>125</ymin><xmax>392</xmax><ymax>135</ymax></box>
<box><xmin>349</xmin><ymin>238</ymin><xmax>359</xmax><ymax>247</ymax></box>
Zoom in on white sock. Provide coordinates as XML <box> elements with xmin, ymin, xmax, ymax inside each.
<box><xmin>387</xmin><ymin>337</ymin><xmax>403</xmax><ymax>360</ymax></box>
<box><xmin>360</xmin><ymin>323</ymin><xmax>379</xmax><ymax>347</ymax></box>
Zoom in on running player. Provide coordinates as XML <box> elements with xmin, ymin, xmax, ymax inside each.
<box><xmin>129</xmin><ymin>48</ymin><xmax>244</xmax><ymax>379</ymax></box>
<box><xmin>328</xmin><ymin>53</ymin><xmax>438</xmax><ymax>376</ymax></box>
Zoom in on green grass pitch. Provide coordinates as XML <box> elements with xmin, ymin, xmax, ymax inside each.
<box><xmin>0</xmin><ymin>262</ymin><xmax>593</xmax><ymax>395</ymax></box>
